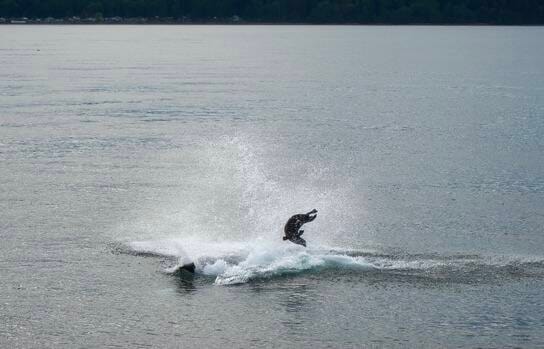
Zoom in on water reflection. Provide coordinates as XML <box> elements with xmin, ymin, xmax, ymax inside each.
<box><xmin>173</xmin><ymin>271</ymin><xmax>196</xmax><ymax>294</ymax></box>
<box><xmin>277</xmin><ymin>283</ymin><xmax>317</xmax><ymax>335</ymax></box>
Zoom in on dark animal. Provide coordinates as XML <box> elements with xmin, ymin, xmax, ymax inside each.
<box><xmin>173</xmin><ymin>262</ymin><xmax>196</xmax><ymax>279</ymax></box>
<box><xmin>181</xmin><ymin>262</ymin><xmax>195</xmax><ymax>273</ymax></box>
<box><xmin>283</xmin><ymin>209</ymin><xmax>318</xmax><ymax>247</ymax></box>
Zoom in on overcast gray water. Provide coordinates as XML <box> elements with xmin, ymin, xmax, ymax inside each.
<box><xmin>1</xmin><ymin>25</ymin><xmax>544</xmax><ymax>348</ymax></box>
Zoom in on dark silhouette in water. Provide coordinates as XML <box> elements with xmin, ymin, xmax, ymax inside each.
<box><xmin>174</xmin><ymin>262</ymin><xmax>195</xmax><ymax>275</ymax></box>
<box><xmin>181</xmin><ymin>262</ymin><xmax>195</xmax><ymax>273</ymax></box>
<box><xmin>283</xmin><ymin>209</ymin><xmax>317</xmax><ymax>247</ymax></box>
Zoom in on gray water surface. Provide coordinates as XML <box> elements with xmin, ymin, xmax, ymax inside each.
<box><xmin>1</xmin><ymin>26</ymin><xmax>544</xmax><ymax>348</ymax></box>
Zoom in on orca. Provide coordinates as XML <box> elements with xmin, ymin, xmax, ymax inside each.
<box><xmin>283</xmin><ymin>209</ymin><xmax>317</xmax><ymax>247</ymax></box>
<box><xmin>173</xmin><ymin>262</ymin><xmax>196</xmax><ymax>277</ymax></box>
<box><xmin>181</xmin><ymin>262</ymin><xmax>195</xmax><ymax>273</ymax></box>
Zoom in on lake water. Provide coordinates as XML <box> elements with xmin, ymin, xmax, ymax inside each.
<box><xmin>1</xmin><ymin>25</ymin><xmax>544</xmax><ymax>348</ymax></box>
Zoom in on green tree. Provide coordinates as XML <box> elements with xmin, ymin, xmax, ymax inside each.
<box><xmin>309</xmin><ymin>0</ymin><xmax>341</xmax><ymax>22</ymax></box>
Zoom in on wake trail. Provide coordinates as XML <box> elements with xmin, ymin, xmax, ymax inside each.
<box><xmin>117</xmin><ymin>238</ymin><xmax>544</xmax><ymax>286</ymax></box>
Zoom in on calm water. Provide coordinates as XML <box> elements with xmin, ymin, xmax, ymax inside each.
<box><xmin>1</xmin><ymin>25</ymin><xmax>544</xmax><ymax>348</ymax></box>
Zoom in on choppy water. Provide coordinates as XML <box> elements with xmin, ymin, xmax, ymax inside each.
<box><xmin>1</xmin><ymin>25</ymin><xmax>544</xmax><ymax>348</ymax></box>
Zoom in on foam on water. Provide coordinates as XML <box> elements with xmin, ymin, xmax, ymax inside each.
<box><xmin>127</xmin><ymin>238</ymin><xmax>374</xmax><ymax>284</ymax></box>
<box><xmin>124</xmin><ymin>237</ymin><xmax>544</xmax><ymax>285</ymax></box>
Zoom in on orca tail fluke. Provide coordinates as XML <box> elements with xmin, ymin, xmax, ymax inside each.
<box><xmin>288</xmin><ymin>237</ymin><xmax>307</xmax><ymax>247</ymax></box>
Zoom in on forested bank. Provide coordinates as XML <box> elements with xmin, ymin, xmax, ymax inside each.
<box><xmin>1</xmin><ymin>0</ymin><xmax>543</xmax><ymax>24</ymax></box>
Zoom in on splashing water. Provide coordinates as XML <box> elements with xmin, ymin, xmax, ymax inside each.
<box><xmin>114</xmin><ymin>134</ymin><xmax>367</xmax><ymax>252</ymax></box>
<box><xmin>114</xmin><ymin>135</ymin><xmax>544</xmax><ymax>285</ymax></box>
<box><xmin>121</xmin><ymin>237</ymin><xmax>544</xmax><ymax>286</ymax></box>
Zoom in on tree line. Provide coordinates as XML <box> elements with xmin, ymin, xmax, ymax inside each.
<box><xmin>1</xmin><ymin>0</ymin><xmax>543</xmax><ymax>24</ymax></box>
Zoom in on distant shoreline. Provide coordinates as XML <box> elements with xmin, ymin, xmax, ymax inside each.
<box><xmin>2</xmin><ymin>22</ymin><xmax>544</xmax><ymax>26</ymax></box>
<box><xmin>1</xmin><ymin>16</ymin><xmax>544</xmax><ymax>26</ymax></box>
<box><xmin>3</xmin><ymin>0</ymin><xmax>543</xmax><ymax>27</ymax></box>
